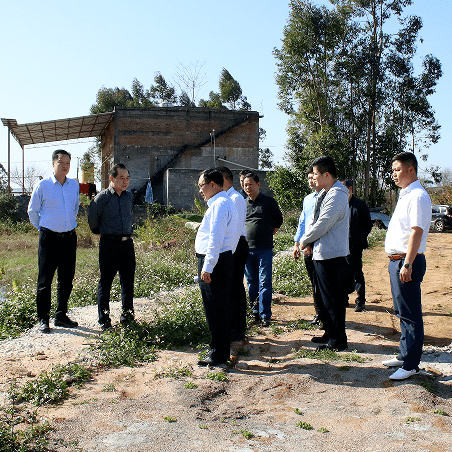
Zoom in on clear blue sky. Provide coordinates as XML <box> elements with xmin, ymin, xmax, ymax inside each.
<box><xmin>0</xmin><ymin>0</ymin><xmax>450</xmax><ymax>186</ymax></box>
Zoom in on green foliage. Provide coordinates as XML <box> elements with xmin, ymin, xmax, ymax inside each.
<box><xmin>0</xmin><ymin>281</ymin><xmax>37</xmax><ymax>340</ymax></box>
<box><xmin>272</xmin><ymin>253</ymin><xmax>312</xmax><ymax>297</ymax></box>
<box><xmin>274</xmin><ymin>0</ymin><xmax>442</xmax><ymax>205</ymax></box>
<box><xmin>10</xmin><ymin>364</ymin><xmax>91</xmax><ymax>406</ymax></box>
<box><xmin>154</xmin><ymin>365</ymin><xmax>193</xmax><ymax>379</ymax></box>
<box><xmin>184</xmin><ymin>382</ymin><xmax>198</xmax><ymax>389</ymax></box>
<box><xmin>292</xmin><ymin>348</ymin><xmax>365</xmax><ymax>363</ymax></box>
<box><xmin>90</xmin><ymin>323</ymin><xmax>157</xmax><ymax>367</ymax></box>
<box><xmin>367</xmin><ymin>226</ymin><xmax>387</xmax><ymax>248</ymax></box>
<box><xmin>0</xmin><ymin>406</ymin><xmax>52</xmax><ymax>451</ymax></box>
<box><xmin>239</xmin><ymin>429</ymin><xmax>254</xmax><ymax>440</ymax></box>
<box><xmin>432</xmin><ymin>409</ymin><xmax>449</xmax><ymax>416</ymax></box>
<box><xmin>163</xmin><ymin>416</ymin><xmax>177</xmax><ymax>423</ymax></box>
<box><xmin>219</xmin><ymin>68</ymin><xmax>242</xmax><ymax>109</ymax></box>
<box><xmin>101</xmin><ymin>384</ymin><xmax>116</xmax><ymax>392</ymax></box>
<box><xmin>148</xmin><ymin>288</ymin><xmax>209</xmax><ymax>348</ymax></box>
<box><xmin>317</xmin><ymin>427</ymin><xmax>329</xmax><ymax>433</ymax></box>
<box><xmin>286</xmin><ymin>319</ymin><xmax>318</xmax><ymax>332</ymax></box>
<box><xmin>267</xmin><ymin>166</ymin><xmax>308</xmax><ymax>211</ymax></box>
<box><xmin>296</xmin><ymin>421</ymin><xmax>313</xmax><ymax>430</ymax></box>
<box><xmin>205</xmin><ymin>372</ymin><xmax>227</xmax><ymax>382</ymax></box>
<box><xmin>0</xmin><ymin>192</ymin><xmax>18</xmax><ymax>221</ymax></box>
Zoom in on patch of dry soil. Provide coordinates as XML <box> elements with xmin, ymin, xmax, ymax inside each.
<box><xmin>1</xmin><ymin>234</ymin><xmax>452</xmax><ymax>452</ymax></box>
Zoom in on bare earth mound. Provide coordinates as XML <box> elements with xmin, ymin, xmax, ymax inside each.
<box><xmin>1</xmin><ymin>234</ymin><xmax>451</xmax><ymax>451</ymax></box>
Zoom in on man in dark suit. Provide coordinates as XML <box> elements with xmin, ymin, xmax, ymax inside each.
<box><xmin>341</xmin><ymin>180</ymin><xmax>373</xmax><ymax>312</ymax></box>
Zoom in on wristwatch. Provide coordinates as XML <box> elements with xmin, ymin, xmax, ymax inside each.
<box><xmin>404</xmin><ymin>262</ymin><xmax>412</xmax><ymax>269</ymax></box>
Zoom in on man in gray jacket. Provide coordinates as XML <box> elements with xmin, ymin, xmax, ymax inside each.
<box><xmin>299</xmin><ymin>156</ymin><xmax>350</xmax><ymax>351</ymax></box>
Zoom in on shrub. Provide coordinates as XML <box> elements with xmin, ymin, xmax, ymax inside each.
<box><xmin>0</xmin><ymin>193</ymin><xmax>18</xmax><ymax>221</ymax></box>
<box><xmin>0</xmin><ymin>406</ymin><xmax>51</xmax><ymax>451</ymax></box>
<box><xmin>272</xmin><ymin>253</ymin><xmax>312</xmax><ymax>297</ymax></box>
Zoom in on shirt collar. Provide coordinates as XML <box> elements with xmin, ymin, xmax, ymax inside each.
<box><xmin>51</xmin><ymin>173</ymin><xmax>68</xmax><ymax>186</ymax></box>
<box><xmin>399</xmin><ymin>179</ymin><xmax>421</xmax><ymax>197</ymax></box>
<box><xmin>207</xmin><ymin>190</ymin><xmax>227</xmax><ymax>207</ymax></box>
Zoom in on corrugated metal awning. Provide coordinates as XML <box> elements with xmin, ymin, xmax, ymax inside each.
<box><xmin>4</xmin><ymin>112</ymin><xmax>114</xmax><ymax>147</ymax></box>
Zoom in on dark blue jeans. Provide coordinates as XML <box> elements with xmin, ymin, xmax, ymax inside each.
<box><xmin>36</xmin><ymin>228</ymin><xmax>77</xmax><ymax>321</ymax></box>
<box><xmin>388</xmin><ymin>255</ymin><xmax>426</xmax><ymax>370</ymax></box>
<box><xmin>97</xmin><ymin>236</ymin><xmax>135</xmax><ymax>324</ymax></box>
<box><xmin>313</xmin><ymin>257</ymin><xmax>348</xmax><ymax>349</ymax></box>
<box><xmin>198</xmin><ymin>251</ymin><xmax>233</xmax><ymax>363</ymax></box>
<box><xmin>245</xmin><ymin>248</ymin><xmax>273</xmax><ymax>319</ymax></box>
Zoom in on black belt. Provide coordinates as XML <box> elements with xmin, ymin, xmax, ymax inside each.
<box><xmin>40</xmin><ymin>227</ymin><xmax>75</xmax><ymax>238</ymax></box>
<box><xmin>196</xmin><ymin>250</ymin><xmax>232</xmax><ymax>258</ymax></box>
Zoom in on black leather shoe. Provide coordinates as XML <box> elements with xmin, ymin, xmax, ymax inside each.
<box><xmin>354</xmin><ymin>303</ymin><xmax>365</xmax><ymax>312</ymax></box>
<box><xmin>311</xmin><ymin>333</ymin><xmax>329</xmax><ymax>343</ymax></box>
<box><xmin>99</xmin><ymin>321</ymin><xmax>112</xmax><ymax>332</ymax></box>
<box><xmin>309</xmin><ymin>315</ymin><xmax>321</xmax><ymax>325</ymax></box>
<box><xmin>54</xmin><ymin>316</ymin><xmax>78</xmax><ymax>328</ymax></box>
<box><xmin>38</xmin><ymin>319</ymin><xmax>50</xmax><ymax>334</ymax></box>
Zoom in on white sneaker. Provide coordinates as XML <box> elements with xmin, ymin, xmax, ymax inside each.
<box><xmin>389</xmin><ymin>368</ymin><xmax>419</xmax><ymax>380</ymax></box>
<box><xmin>382</xmin><ymin>356</ymin><xmax>404</xmax><ymax>367</ymax></box>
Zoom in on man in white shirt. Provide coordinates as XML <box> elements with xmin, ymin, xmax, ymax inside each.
<box><xmin>195</xmin><ymin>168</ymin><xmax>239</xmax><ymax>368</ymax></box>
<box><xmin>217</xmin><ymin>166</ymin><xmax>249</xmax><ymax>342</ymax></box>
<box><xmin>383</xmin><ymin>152</ymin><xmax>431</xmax><ymax>380</ymax></box>
<box><xmin>28</xmin><ymin>150</ymin><xmax>79</xmax><ymax>333</ymax></box>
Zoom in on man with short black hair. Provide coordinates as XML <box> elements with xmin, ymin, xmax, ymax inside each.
<box><xmin>383</xmin><ymin>152</ymin><xmax>431</xmax><ymax>380</ymax></box>
<box><xmin>238</xmin><ymin>169</ymin><xmax>248</xmax><ymax>198</ymax></box>
<box><xmin>88</xmin><ymin>163</ymin><xmax>135</xmax><ymax>331</ymax></box>
<box><xmin>196</xmin><ymin>168</ymin><xmax>239</xmax><ymax>367</ymax></box>
<box><xmin>299</xmin><ymin>156</ymin><xmax>350</xmax><ymax>351</ymax></box>
<box><xmin>28</xmin><ymin>149</ymin><xmax>79</xmax><ymax>333</ymax></box>
<box><xmin>217</xmin><ymin>166</ymin><xmax>249</xmax><ymax>342</ymax></box>
<box><xmin>243</xmin><ymin>172</ymin><xmax>283</xmax><ymax>326</ymax></box>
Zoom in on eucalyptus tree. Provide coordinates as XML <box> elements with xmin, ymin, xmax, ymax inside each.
<box><xmin>274</xmin><ymin>0</ymin><xmax>441</xmax><ymax>205</ymax></box>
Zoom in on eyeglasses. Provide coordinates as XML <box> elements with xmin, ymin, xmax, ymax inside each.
<box><xmin>198</xmin><ymin>182</ymin><xmax>209</xmax><ymax>189</ymax></box>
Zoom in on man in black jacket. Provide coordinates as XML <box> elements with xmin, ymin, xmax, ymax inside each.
<box><xmin>341</xmin><ymin>180</ymin><xmax>373</xmax><ymax>312</ymax></box>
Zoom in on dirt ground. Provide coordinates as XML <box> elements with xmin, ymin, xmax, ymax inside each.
<box><xmin>1</xmin><ymin>233</ymin><xmax>452</xmax><ymax>452</ymax></box>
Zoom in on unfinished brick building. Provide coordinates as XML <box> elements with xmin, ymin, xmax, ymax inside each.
<box><xmin>4</xmin><ymin>106</ymin><xmax>265</xmax><ymax>210</ymax></box>
<box><xmin>100</xmin><ymin>106</ymin><xmax>261</xmax><ymax>209</ymax></box>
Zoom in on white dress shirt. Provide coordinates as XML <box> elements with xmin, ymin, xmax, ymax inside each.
<box><xmin>195</xmin><ymin>191</ymin><xmax>239</xmax><ymax>273</ymax></box>
<box><xmin>28</xmin><ymin>174</ymin><xmax>79</xmax><ymax>232</ymax></box>
<box><xmin>385</xmin><ymin>180</ymin><xmax>431</xmax><ymax>254</ymax></box>
<box><xmin>226</xmin><ymin>186</ymin><xmax>247</xmax><ymax>238</ymax></box>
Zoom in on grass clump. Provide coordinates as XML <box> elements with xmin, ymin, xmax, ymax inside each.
<box><xmin>0</xmin><ymin>406</ymin><xmax>52</xmax><ymax>451</ymax></box>
<box><xmin>184</xmin><ymin>382</ymin><xmax>198</xmax><ymax>389</ymax></box>
<box><xmin>90</xmin><ymin>323</ymin><xmax>157</xmax><ymax>367</ymax></box>
<box><xmin>292</xmin><ymin>348</ymin><xmax>365</xmax><ymax>363</ymax></box>
<box><xmin>432</xmin><ymin>409</ymin><xmax>449</xmax><ymax>416</ymax></box>
<box><xmin>239</xmin><ymin>429</ymin><xmax>254</xmax><ymax>440</ymax></box>
<box><xmin>286</xmin><ymin>319</ymin><xmax>318</xmax><ymax>331</ymax></box>
<box><xmin>163</xmin><ymin>416</ymin><xmax>177</xmax><ymax>423</ymax></box>
<box><xmin>296</xmin><ymin>421</ymin><xmax>313</xmax><ymax>430</ymax></box>
<box><xmin>205</xmin><ymin>372</ymin><xmax>228</xmax><ymax>382</ymax></box>
<box><xmin>9</xmin><ymin>364</ymin><xmax>91</xmax><ymax>407</ymax></box>
<box><xmin>154</xmin><ymin>365</ymin><xmax>193</xmax><ymax>379</ymax></box>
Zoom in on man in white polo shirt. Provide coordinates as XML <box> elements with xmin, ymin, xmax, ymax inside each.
<box><xmin>383</xmin><ymin>152</ymin><xmax>431</xmax><ymax>380</ymax></box>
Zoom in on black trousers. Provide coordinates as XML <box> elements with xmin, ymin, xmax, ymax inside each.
<box><xmin>230</xmin><ymin>236</ymin><xmax>249</xmax><ymax>337</ymax></box>
<box><xmin>197</xmin><ymin>251</ymin><xmax>233</xmax><ymax>363</ymax></box>
<box><xmin>313</xmin><ymin>257</ymin><xmax>348</xmax><ymax>348</ymax></box>
<box><xmin>304</xmin><ymin>254</ymin><xmax>322</xmax><ymax>317</ymax></box>
<box><xmin>97</xmin><ymin>236</ymin><xmax>135</xmax><ymax>324</ymax></box>
<box><xmin>346</xmin><ymin>249</ymin><xmax>366</xmax><ymax>304</ymax></box>
<box><xmin>36</xmin><ymin>228</ymin><xmax>77</xmax><ymax>321</ymax></box>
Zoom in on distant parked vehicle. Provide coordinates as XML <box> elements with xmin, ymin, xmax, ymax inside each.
<box><xmin>369</xmin><ymin>207</ymin><xmax>391</xmax><ymax>229</ymax></box>
<box><xmin>430</xmin><ymin>205</ymin><xmax>452</xmax><ymax>233</ymax></box>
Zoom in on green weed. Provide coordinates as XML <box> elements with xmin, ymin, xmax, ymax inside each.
<box><xmin>9</xmin><ymin>363</ymin><xmax>91</xmax><ymax>407</ymax></box>
<box><xmin>317</xmin><ymin>427</ymin><xmax>329</xmax><ymax>433</ymax></box>
<box><xmin>0</xmin><ymin>405</ymin><xmax>52</xmax><ymax>451</ymax></box>
<box><xmin>432</xmin><ymin>409</ymin><xmax>449</xmax><ymax>416</ymax></box>
<box><xmin>184</xmin><ymin>382</ymin><xmax>198</xmax><ymax>389</ymax></box>
<box><xmin>205</xmin><ymin>372</ymin><xmax>227</xmax><ymax>382</ymax></box>
<box><xmin>405</xmin><ymin>416</ymin><xmax>420</xmax><ymax>424</ymax></box>
<box><xmin>101</xmin><ymin>384</ymin><xmax>116</xmax><ymax>393</ymax></box>
<box><xmin>272</xmin><ymin>253</ymin><xmax>312</xmax><ymax>297</ymax></box>
<box><xmin>240</xmin><ymin>429</ymin><xmax>254</xmax><ymax>439</ymax></box>
<box><xmin>296</xmin><ymin>421</ymin><xmax>313</xmax><ymax>430</ymax></box>
<box><xmin>292</xmin><ymin>348</ymin><xmax>365</xmax><ymax>363</ymax></box>
<box><xmin>154</xmin><ymin>365</ymin><xmax>193</xmax><ymax>379</ymax></box>
<box><xmin>163</xmin><ymin>416</ymin><xmax>177</xmax><ymax>423</ymax></box>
